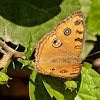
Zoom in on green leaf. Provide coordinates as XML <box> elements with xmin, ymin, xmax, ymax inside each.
<box><xmin>1</xmin><ymin>59</ymin><xmax>12</xmax><ymax>73</ymax></box>
<box><xmin>86</xmin><ymin>0</ymin><xmax>100</xmax><ymax>35</ymax></box>
<box><xmin>85</xmin><ymin>63</ymin><xmax>100</xmax><ymax>100</ymax></box>
<box><xmin>29</xmin><ymin>69</ymin><xmax>37</xmax><ymax>100</ymax></box>
<box><xmin>64</xmin><ymin>80</ymin><xmax>77</xmax><ymax>92</ymax></box>
<box><xmin>42</xmin><ymin>76</ymin><xmax>65</xmax><ymax>100</ymax></box>
<box><xmin>17</xmin><ymin>58</ymin><xmax>33</xmax><ymax>69</ymax></box>
<box><xmin>85</xmin><ymin>32</ymin><xmax>97</xmax><ymax>41</ymax></box>
<box><xmin>24</xmin><ymin>33</ymin><xmax>33</xmax><ymax>59</ymax></box>
<box><xmin>83</xmin><ymin>62</ymin><xmax>92</xmax><ymax>69</ymax></box>
<box><xmin>29</xmin><ymin>72</ymin><xmax>55</xmax><ymax>100</ymax></box>
<box><xmin>78</xmin><ymin>62</ymin><xmax>99</xmax><ymax>100</ymax></box>
<box><xmin>0</xmin><ymin>71</ymin><xmax>12</xmax><ymax>86</ymax></box>
<box><xmin>79</xmin><ymin>0</ymin><xmax>91</xmax><ymax>19</ymax></box>
<box><xmin>80</xmin><ymin>26</ymin><xmax>97</xmax><ymax>60</ymax></box>
<box><xmin>80</xmin><ymin>41</ymin><xmax>95</xmax><ymax>60</ymax></box>
<box><xmin>42</xmin><ymin>75</ymin><xmax>77</xmax><ymax>100</ymax></box>
<box><xmin>80</xmin><ymin>31</ymin><xmax>97</xmax><ymax>59</ymax></box>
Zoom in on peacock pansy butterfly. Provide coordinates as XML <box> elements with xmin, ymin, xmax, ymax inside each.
<box><xmin>34</xmin><ymin>11</ymin><xmax>85</xmax><ymax>79</ymax></box>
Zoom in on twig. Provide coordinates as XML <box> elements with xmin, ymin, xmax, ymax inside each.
<box><xmin>0</xmin><ymin>53</ymin><xmax>13</xmax><ymax>68</ymax></box>
<box><xmin>0</xmin><ymin>46</ymin><xmax>6</xmax><ymax>54</ymax></box>
<box><xmin>13</xmin><ymin>52</ymin><xmax>25</xmax><ymax>58</ymax></box>
<box><xmin>0</xmin><ymin>39</ymin><xmax>15</xmax><ymax>53</ymax></box>
<box><xmin>0</xmin><ymin>39</ymin><xmax>35</xmax><ymax>68</ymax></box>
<box><xmin>0</xmin><ymin>39</ymin><xmax>26</xmax><ymax>68</ymax></box>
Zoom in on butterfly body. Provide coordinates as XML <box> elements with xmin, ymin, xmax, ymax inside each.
<box><xmin>35</xmin><ymin>11</ymin><xmax>85</xmax><ymax>79</ymax></box>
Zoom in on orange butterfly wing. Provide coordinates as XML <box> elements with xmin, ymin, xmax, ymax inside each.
<box><xmin>55</xmin><ymin>11</ymin><xmax>85</xmax><ymax>57</ymax></box>
<box><xmin>35</xmin><ymin>11</ymin><xmax>85</xmax><ymax>78</ymax></box>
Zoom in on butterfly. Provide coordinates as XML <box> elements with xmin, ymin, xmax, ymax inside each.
<box><xmin>34</xmin><ymin>11</ymin><xmax>85</xmax><ymax>79</ymax></box>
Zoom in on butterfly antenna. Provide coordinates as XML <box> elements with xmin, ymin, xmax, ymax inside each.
<box><xmin>85</xmin><ymin>51</ymin><xmax>100</xmax><ymax>62</ymax></box>
<box><xmin>88</xmin><ymin>51</ymin><xmax>100</xmax><ymax>57</ymax></box>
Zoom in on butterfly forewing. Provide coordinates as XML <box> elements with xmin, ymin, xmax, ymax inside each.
<box><xmin>55</xmin><ymin>11</ymin><xmax>85</xmax><ymax>57</ymax></box>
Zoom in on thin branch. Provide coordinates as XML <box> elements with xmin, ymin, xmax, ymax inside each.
<box><xmin>0</xmin><ymin>39</ymin><xmax>15</xmax><ymax>53</ymax></box>
<box><xmin>0</xmin><ymin>39</ymin><xmax>34</xmax><ymax>68</ymax></box>
<box><xmin>0</xmin><ymin>52</ymin><xmax>25</xmax><ymax>68</ymax></box>
<box><xmin>0</xmin><ymin>39</ymin><xmax>26</xmax><ymax>68</ymax></box>
<box><xmin>13</xmin><ymin>52</ymin><xmax>25</xmax><ymax>58</ymax></box>
<box><xmin>0</xmin><ymin>46</ymin><xmax>7</xmax><ymax>54</ymax></box>
<box><xmin>0</xmin><ymin>53</ymin><xmax>13</xmax><ymax>68</ymax></box>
